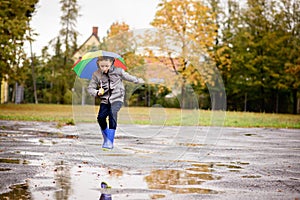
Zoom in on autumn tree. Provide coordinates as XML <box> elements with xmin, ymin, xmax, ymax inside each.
<box><xmin>101</xmin><ymin>21</ymin><xmax>146</xmax><ymax>106</ymax></box>
<box><xmin>101</xmin><ymin>21</ymin><xmax>145</xmax><ymax>71</ymax></box>
<box><xmin>107</xmin><ymin>21</ymin><xmax>130</xmax><ymax>38</ymax></box>
<box><xmin>0</xmin><ymin>0</ymin><xmax>38</xmax><ymax>103</ymax></box>
<box><xmin>151</xmin><ymin>0</ymin><xmax>217</xmax><ymax>108</ymax></box>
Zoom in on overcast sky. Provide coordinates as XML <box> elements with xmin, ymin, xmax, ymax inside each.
<box><xmin>27</xmin><ymin>0</ymin><xmax>160</xmax><ymax>55</ymax></box>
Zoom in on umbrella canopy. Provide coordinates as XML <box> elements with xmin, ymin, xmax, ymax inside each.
<box><xmin>72</xmin><ymin>50</ymin><xmax>127</xmax><ymax>79</ymax></box>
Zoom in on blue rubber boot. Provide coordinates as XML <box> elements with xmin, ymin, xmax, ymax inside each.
<box><xmin>102</xmin><ymin>129</ymin><xmax>115</xmax><ymax>149</ymax></box>
<box><xmin>101</xmin><ymin>128</ymin><xmax>110</xmax><ymax>149</ymax></box>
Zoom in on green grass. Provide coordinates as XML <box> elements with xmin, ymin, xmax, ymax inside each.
<box><xmin>0</xmin><ymin>104</ymin><xmax>74</xmax><ymax>124</ymax></box>
<box><xmin>0</xmin><ymin>104</ymin><xmax>299</xmax><ymax>128</ymax></box>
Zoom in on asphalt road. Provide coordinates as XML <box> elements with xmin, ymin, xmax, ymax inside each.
<box><xmin>0</xmin><ymin>120</ymin><xmax>299</xmax><ymax>200</ymax></box>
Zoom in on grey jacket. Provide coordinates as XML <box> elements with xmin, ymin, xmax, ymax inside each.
<box><xmin>87</xmin><ymin>65</ymin><xmax>141</xmax><ymax>104</ymax></box>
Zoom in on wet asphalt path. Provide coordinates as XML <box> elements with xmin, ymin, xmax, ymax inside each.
<box><xmin>0</xmin><ymin>120</ymin><xmax>299</xmax><ymax>200</ymax></box>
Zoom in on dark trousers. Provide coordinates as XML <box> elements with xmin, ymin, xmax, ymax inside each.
<box><xmin>97</xmin><ymin>101</ymin><xmax>122</xmax><ymax>130</ymax></box>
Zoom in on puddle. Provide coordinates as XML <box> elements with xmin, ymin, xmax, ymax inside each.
<box><xmin>0</xmin><ymin>158</ymin><xmax>26</xmax><ymax>164</ymax></box>
<box><xmin>0</xmin><ymin>168</ymin><xmax>11</xmax><ymax>171</ymax></box>
<box><xmin>150</xmin><ymin>194</ymin><xmax>166</xmax><ymax>199</ymax></box>
<box><xmin>108</xmin><ymin>168</ymin><xmax>124</xmax><ymax>176</ymax></box>
<box><xmin>215</xmin><ymin>163</ymin><xmax>243</xmax><ymax>169</ymax></box>
<box><xmin>242</xmin><ymin>175</ymin><xmax>262</xmax><ymax>178</ymax></box>
<box><xmin>232</xmin><ymin>161</ymin><xmax>249</xmax><ymax>165</ymax></box>
<box><xmin>229</xmin><ymin>169</ymin><xmax>241</xmax><ymax>172</ymax></box>
<box><xmin>27</xmin><ymin>162</ymin><xmax>220</xmax><ymax>199</ymax></box>
<box><xmin>0</xmin><ymin>157</ymin><xmax>45</xmax><ymax>166</ymax></box>
<box><xmin>244</xmin><ymin>133</ymin><xmax>257</xmax><ymax>136</ymax></box>
<box><xmin>0</xmin><ymin>183</ymin><xmax>31</xmax><ymax>199</ymax></box>
<box><xmin>18</xmin><ymin>151</ymin><xmax>44</xmax><ymax>157</ymax></box>
<box><xmin>144</xmin><ymin>163</ymin><xmax>220</xmax><ymax>194</ymax></box>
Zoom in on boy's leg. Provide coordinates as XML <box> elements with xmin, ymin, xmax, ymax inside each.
<box><xmin>108</xmin><ymin>101</ymin><xmax>123</xmax><ymax>129</ymax></box>
<box><xmin>97</xmin><ymin>103</ymin><xmax>110</xmax><ymax>130</ymax></box>
<box><xmin>98</xmin><ymin>103</ymin><xmax>112</xmax><ymax>149</ymax></box>
<box><xmin>103</xmin><ymin>101</ymin><xmax>122</xmax><ymax>149</ymax></box>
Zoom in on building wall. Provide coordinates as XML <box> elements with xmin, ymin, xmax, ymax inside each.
<box><xmin>72</xmin><ymin>35</ymin><xmax>100</xmax><ymax>61</ymax></box>
<box><xmin>1</xmin><ymin>78</ymin><xmax>8</xmax><ymax>104</ymax></box>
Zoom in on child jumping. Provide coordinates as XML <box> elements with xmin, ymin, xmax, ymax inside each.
<box><xmin>87</xmin><ymin>56</ymin><xmax>144</xmax><ymax>150</ymax></box>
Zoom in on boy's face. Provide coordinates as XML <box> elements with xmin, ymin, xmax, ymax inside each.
<box><xmin>98</xmin><ymin>60</ymin><xmax>113</xmax><ymax>73</ymax></box>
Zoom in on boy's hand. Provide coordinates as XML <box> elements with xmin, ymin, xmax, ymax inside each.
<box><xmin>98</xmin><ymin>88</ymin><xmax>104</xmax><ymax>96</ymax></box>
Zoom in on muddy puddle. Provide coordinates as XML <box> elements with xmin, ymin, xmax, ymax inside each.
<box><xmin>0</xmin><ymin>120</ymin><xmax>299</xmax><ymax>199</ymax></box>
<box><xmin>0</xmin><ymin>155</ymin><xmax>220</xmax><ymax>199</ymax></box>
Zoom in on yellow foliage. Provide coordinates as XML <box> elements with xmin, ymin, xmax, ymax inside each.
<box><xmin>150</xmin><ymin>0</ymin><xmax>217</xmax><ymax>87</ymax></box>
<box><xmin>151</xmin><ymin>0</ymin><xmax>217</xmax><ymax>49</ymax></box>
<box><xmin>107</xmin><ymin>21</ymin><xmax>129</xmax><ymax>38</ymax></box>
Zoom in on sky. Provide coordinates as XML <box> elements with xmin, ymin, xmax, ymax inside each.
<box><xmin>27</xmin><ymin>0</ymin><xmax>160</xmax><ymax>55</ymax></box>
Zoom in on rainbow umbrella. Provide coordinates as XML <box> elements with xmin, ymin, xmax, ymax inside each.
<box><xmin>72</xmin><ymin>50</ymin><xmax>127</xmax><ymax>79</ymax></box>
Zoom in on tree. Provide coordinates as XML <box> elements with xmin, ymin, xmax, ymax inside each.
<box><xmin>151</xmin><ymin>0</ymin><xmax>217</xmax><ymax>108</ymax></box>
<box><xmin>225</xmin><ymin>0</ymin><xmax>287</xmax><ymax>112</ymax></box>
<box><xmin>39</xmin><ymin>0</ymin><xmax>80</xmax><ymax>104</ymax></box>
<box><xmin>59</xmin><ymin>0</ymin><xmax>80</xmax><ymax>65</ymax></box>
<box><xmin>277</xmin><ymin>0</ymin><xmax>300</xmax><ymax>114</ymax></box>
<box><xmin>101</xmin><ymin>21</ymin><xmax>145</xmax><ymax>71</ymax></box>
<box><xmin>101</xmin><ymin>21</ymin><xmax>146</xmax><ymax>106</ymax></box>
<box><xmin>107</xmin><ymin>21</ymin><xmax>130</xmax><ymax>38</ymax></box>
<box><xmin>217</xmin><ymin>0</ymin><xmax>300</xmax><ymax>113</ymax></box>
<box><xmin>0</xmin><ymin>0</ymin><xmax>38</xmax><ymax>103</ymax></box>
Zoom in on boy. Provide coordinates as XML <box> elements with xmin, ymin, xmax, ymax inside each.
<box><xmin>87</xmin><ymin>56</ymin><xmax>144</xmax><ymax>150</ymax></box>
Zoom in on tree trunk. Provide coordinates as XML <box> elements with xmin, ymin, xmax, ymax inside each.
<box><xmin>260</xmin><ymin>85</ymin><xmax>265</xmax><ymax>112</ymax></box>
<box><xmin>181</xmin><ymin>81</ymin><xmax>186</xmax><ymax>109</ymax></box>
<box><xmin>29</xmin><ymin>37</ymin><xmax>38</xmax><ymax>104</ymax></box>
<box><xmin>275</xmin><ymin>91</ymin><xmax>279</xmax><ymax>113</ymax></box>
<box><xmin>11</xmin><ymin>83</ymin><xmax>16</xmax><ymax>103</ymax></box>
<box><xmin>292</xmin><ymin>89</ymin><xmax>297</xmax><ymax>114</ymax></box>
<box><xmin>244</xmin><ymin>92</ymin><xmax>247</xmax><ymax>112</ymax></box>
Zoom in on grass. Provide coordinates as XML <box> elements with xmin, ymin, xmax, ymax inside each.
<box><xmin>0</xmin><ymin>104</ymin><xmax>299</xmax><ymax>128</ymax></box>
<box><xmin>0</xmin><ymin>104</ymin><xmax>74</xmax><ymax>124</ymax></box>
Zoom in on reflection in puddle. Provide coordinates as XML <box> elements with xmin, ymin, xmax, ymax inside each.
<box><xmin>99</xmin><ymin>193</ymin><xmax>112</xmax><ymax>200</ymax></box>
<box><xmin>0</xmin><ymin>183</ymin><xmax>31</xmax><ymax>199</ymax></box>
<box><xmin>0</xmin><ymin>157</ymin><xmax>44</xmax><ymax>166</ymax></box>
<box><xmin>18</xmin><ymin>151</ymin><xmax>44</xmax><ymax>156</ymax></box>
<box><xmin>0</xmin><ymin>158</ymin><xmax>22</xmax><ymax>164</ymax></box>
<box><xmin>216</xmin><ymin>163</ymin><xmax>243</xmax><ymax>169</ymax></box>
<box><xmin>1</xmin><ymin>160</ymin><xmax>222</xmax><ymax>199</ymax></box>
<box><xmin>150</xmin><ymin>194</ymin><xmax>166</xmax><ymax>199</ymax></box>
<box><xmin>0</xmin><ymin>168</ymin><xmax>11</xmax><ymax>171</ymax></box>
<box><xmin>144</xmin><ymin>163</ymin><xmax>219</xmax><ymax>194</ymax></box>
<box><xmin>242</xmin><ymin>175</ymin><xmax>262</xmax><ymax>178</ymax></box>
<box><xmin>108</xmin><ymin>168</ymin><xmax>123</xmax><ymax>177</ymax></box>
<box><xmin>100</xmin><ymin>182</ymin><xmax>112</xmax><ymax>200</ymax></box>
<box><xmin>54</xmin><ymin>161</ymin><xmax>72</xmax><ymax>200</ymax></box>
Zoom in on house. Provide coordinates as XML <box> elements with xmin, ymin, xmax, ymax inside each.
<box><xmin>72</xmin><ymin>26</ymin><xmax>101</xmax><ymax>61</ymax></box>
<box><xmin>72</xmin><ymin>27</ymin><xmax>101</xmax><ymax>105</ymax></box>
